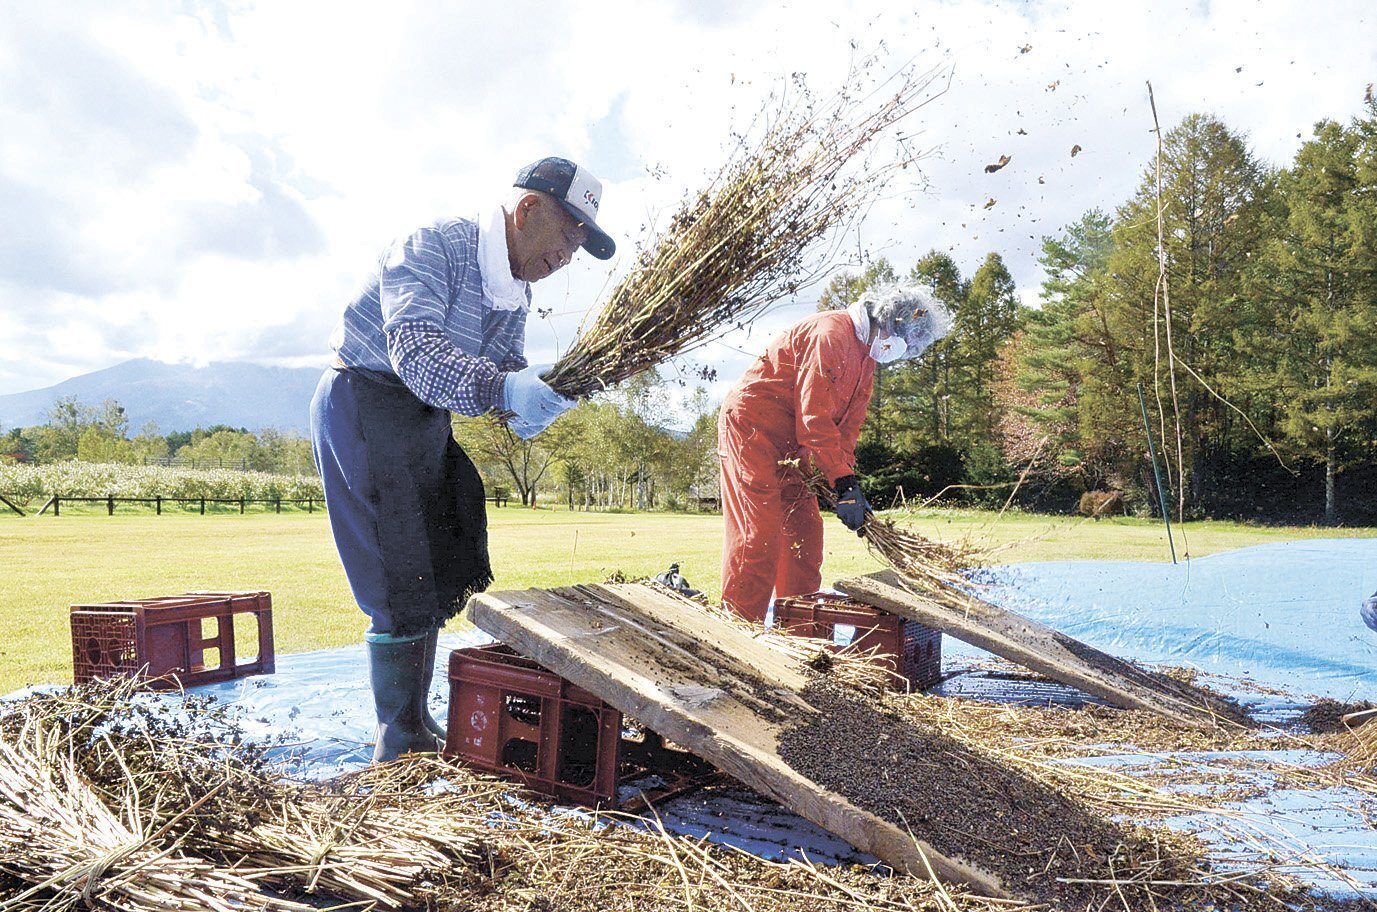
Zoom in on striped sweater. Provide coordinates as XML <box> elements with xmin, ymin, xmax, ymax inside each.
<box><xmin>329</xmin><ymin>217</ymin><xmax>528</xmax><ymax>414</ymax></box>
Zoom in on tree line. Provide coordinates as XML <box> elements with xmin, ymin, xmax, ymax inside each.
<box><xmin>0</xmin><ymin>396</ymin><xmax>316</xmax><ymax>476</ymax></box>
<box><xmin>1</xmin><ymin>382</ymin><xmax>720</xmax><ymax>513</ymax></box>
<box><xmin>836</xmin><ymin>96</ymin><xmax>1377</xmax><ymax>524</ymax></box>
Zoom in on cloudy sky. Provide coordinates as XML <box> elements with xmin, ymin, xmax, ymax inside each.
<box><xmin>1</xmin><ymin>0</ymin><xmax>1373</xmax><ymax>413</ymax></box>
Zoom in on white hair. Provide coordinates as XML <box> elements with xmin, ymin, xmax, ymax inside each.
<box><xmin>862</xmin><ymin>283</ymin><xmax>954</xmax><ymax>354</ymax></box>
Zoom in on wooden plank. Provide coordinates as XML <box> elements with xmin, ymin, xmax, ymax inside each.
<box><xmin>466</xmin><ymin>583</ymin><xmax>1011</xmax><ymax>897</ymax></box>
<box><xmin>836</xmin><ymin>570</ymin><xmax>1250</xmax><ymax>730</ymax></box>
<box><xmin>1342</xmin><ymin>707</ymin><xmax>1377</xmax><ymax>729</ymax></box>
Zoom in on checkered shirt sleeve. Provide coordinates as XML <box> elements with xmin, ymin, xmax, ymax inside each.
<box><xmin>330</xmin><ymin>219</ymin><xmax>528</xmax><ymax>415</ymax></box>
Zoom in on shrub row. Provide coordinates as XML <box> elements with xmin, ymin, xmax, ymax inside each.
<box><xmin>0</xmin><ymin>461</ymin><xmax>324</xmax><ymax>506</ymax></box>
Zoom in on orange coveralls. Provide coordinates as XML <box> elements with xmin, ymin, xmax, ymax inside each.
<box><xmin>718</xmin><ymin>310</ymin><xmax>875</xmax><ymax>622</ymax></box>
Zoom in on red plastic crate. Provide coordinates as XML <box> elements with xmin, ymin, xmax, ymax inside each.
<box><xmin>444</xmin><ymin>644</ymin><xmax>621</xmax><ymax>806</ymax></box>
<box><xmin>70</xmin><ymin>591</ymin><xmax>275</xmax><ymax>688</ymax></box>
<box><xmin>772</xmin><ymin>592</ymin><xmax>941</xmax><ymax>691</ymax></box>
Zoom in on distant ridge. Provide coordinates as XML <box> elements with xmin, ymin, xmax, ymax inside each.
<box><xmin>0</xmin><ymin>359</ymin><xmax>327</xmax><ymax>434</ymax></box>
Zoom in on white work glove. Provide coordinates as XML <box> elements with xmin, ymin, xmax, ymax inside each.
<box><xmin>503</xmin><ymin>364</ymin><xmax>575</xmax><ymax>439</ymax></box>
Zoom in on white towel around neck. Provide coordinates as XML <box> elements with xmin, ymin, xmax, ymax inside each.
<box><xmin>478</xmin><ymin>207</ymin><xmax>530</xmax><ymax>313</ymax></box>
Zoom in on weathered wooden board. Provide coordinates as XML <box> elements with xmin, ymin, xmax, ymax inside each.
<box><xmin>1343</xmin><ymin>707</ymin><xmax>1377</xmax><ymax>729</ymax></box>
<box><xmin>836</xmin><ymin>570</ymin><xmax>1251</xmax><ymax>730</ymax></box>
<box><xmin>466</xmin><ymin>582</ymin><xmax>1010</xmax><ymax>897</ymax></box>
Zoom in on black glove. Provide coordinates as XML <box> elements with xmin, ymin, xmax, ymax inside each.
<box><xmin>833</xmin><ymin>475</ymin><xmax>870</xmax><ymax>534</ymax></box>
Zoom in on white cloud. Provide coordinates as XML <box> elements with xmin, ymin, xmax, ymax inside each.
<box><xmin>0</xmin><ymin>0</ymin><xmax>1373</xmax><ymax>402</ymax></box>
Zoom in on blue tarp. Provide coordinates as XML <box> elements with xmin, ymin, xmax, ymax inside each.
<box><xmin>975</xmin><ymin>537</ymin><xmax>1377</xmax><ymax>704</ymax></box>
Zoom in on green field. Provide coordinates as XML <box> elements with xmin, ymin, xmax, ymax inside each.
<box><xmin>3</xmin><ymin>507</ymin><xmax>1374</xmax><ymax>693</ymax></box>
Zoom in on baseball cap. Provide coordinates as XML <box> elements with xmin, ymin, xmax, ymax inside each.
<box><xmin>513</xmin><ymin>157</ymin><xmax>615</xmax><ymax>260</ymax></box>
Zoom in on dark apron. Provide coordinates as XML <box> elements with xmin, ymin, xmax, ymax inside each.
<box><xmin>349</xmin><ymin>368</ymin><xmax>492</xmax><ymax>637</ymax></box>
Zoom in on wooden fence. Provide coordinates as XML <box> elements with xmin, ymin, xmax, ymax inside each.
<box><xmin>2</xmin><ymin>492</ymin><xmax>510</xmax><ymax>516</ymax></box>
<box><xmin>30</xmin><ymin>495</ymin><xmax>319</xmax><ymax>516</ymax></box>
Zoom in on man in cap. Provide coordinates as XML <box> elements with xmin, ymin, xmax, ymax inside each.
<box><xmin>717</xmin><ymin>283</ymin><xmax>952</xmax><ymax>623</ymax></box>
<box><xmin>310</xmin><ymin>157</ymin><xmax>615</xmax><ymax>762</ymax></box>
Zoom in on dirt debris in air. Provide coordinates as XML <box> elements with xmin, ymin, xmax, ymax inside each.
<box><xmin>776</xmin><ymin>677</ymin><xmax>1339</xmax><ymax>911</ymax></box>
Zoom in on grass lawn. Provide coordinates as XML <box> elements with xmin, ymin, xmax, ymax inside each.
<box><xmin>3</xmin><ymin>505</ymin><xmax>1374</xmax><ymax>692</ymax></box>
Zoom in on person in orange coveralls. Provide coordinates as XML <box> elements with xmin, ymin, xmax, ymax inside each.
<box><xmin>717</xmin><ymin>283</ymin><xmax>953</xmax><ymax>623</ymax></box>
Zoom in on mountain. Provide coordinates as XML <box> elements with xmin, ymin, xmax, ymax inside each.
<box><xmin>0</xmin><ymin>359</ymin><xmax>327</xmax><ymax>434</ymax></box>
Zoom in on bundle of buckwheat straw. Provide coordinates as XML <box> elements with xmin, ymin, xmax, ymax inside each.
<box><xmin>807</xmin><ymin>470</ymin><xmax>977</xmax><ymax>594</ymax></box>
<box><xmin>542</xmin><ymin>61</ymin><xmax>949</xmax><ymax>399</ymax></box>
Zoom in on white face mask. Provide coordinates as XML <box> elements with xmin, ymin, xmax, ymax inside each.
<box><xmin>870</xmin><ymin>335</ymin><xmax>907</xmax><ymax>363</ymax></box>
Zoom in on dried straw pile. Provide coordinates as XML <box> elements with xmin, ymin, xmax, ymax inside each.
<box><xmin>776</xmin><ymin>675</ymin><xmax>1377</xmax><ymax>911</ymax></box>
<box><xmin>1317</xmin><ymin>701</ymin><xmax>1377</xmax><ymax>774</ymax></box>
<box><xmin>891</xmin><ymin>688</ymin><xmax>1377</xmax><ymax>908</ymax></box>
<box><xmin>0</xmin><ymin>681</ymin><xmax>491</xmax><ymax>911</ymax></box>
<box><xmin>542</xmin><ymin>62</ymin><xmax>948</xmax><ymax>399</ymax></box>
<box><xmin>0</xmin><ymin>727</ymin><xmax>296</xmax><ymax>912</ymax></box>
<box><xmin>0</xmin><ymin>679</ymin><xmax>997</xmax><ymax>911</ymax></box>
<box><xmin>0</xmin><ymin>661</ymin><xmax>1367</xmax><ymax>909</ymax></box>
<box><xmin>1343</xmin><ymin>718</ymin><xmax>1377</xmax><ymax>773</ymax></box>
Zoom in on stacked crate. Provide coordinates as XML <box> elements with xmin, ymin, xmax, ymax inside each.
<box><xmin>444</xmin><ymin>644</ymin><xmax>622</xmax><ymax>806</ymax></box>
<box><xmin>772</xmin><ymin>591</ymin><xmax>941</xmax><ymax>691</ymax></box>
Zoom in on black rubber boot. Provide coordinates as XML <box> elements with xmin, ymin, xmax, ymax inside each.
<box><xmin>419</xmin><ymin>627</ymin><xmax>447</xmax><ymax>742</ymax></box>
<box><xmin>367</xmin><ymin>634</ymin><xmax>443</xmax><ymax>762</ymax></box>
